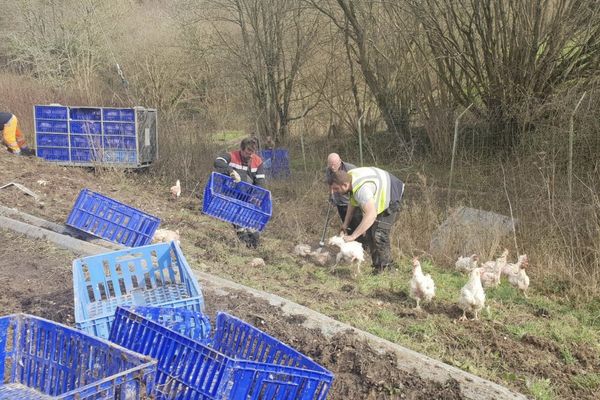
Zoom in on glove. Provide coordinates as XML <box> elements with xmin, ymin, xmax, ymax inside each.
<box><xmin>230</xmin><ymin>170</ymin><xmax>241</xmax><ymax>183</ymax></box>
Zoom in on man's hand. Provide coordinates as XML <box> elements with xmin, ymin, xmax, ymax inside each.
<box><xmin>342</xmin><ymin>233</ymin><xmax>355</xmax><ymax>242</ymax></box>
<box><xmin>230</xmin><ymin>170</ymin><xmax>241</xmax><ymax>183</ymax></box>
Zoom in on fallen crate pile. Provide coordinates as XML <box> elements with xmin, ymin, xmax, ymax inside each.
<box><xmin>0</xmin><ymin>186</ymin><xmax>332</xmax><ymax>399</ymax></box>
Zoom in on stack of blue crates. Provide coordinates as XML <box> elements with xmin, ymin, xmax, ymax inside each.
<box><xmin>72</xmin><ymin>242</ymin><xmax>205</xmax><ymax>339</ymax></box>
<box><xmin>260</xmin><ymin>148</ymin><xmax>291</xmax><ymax>178</ymax></box>
<box><xmin>0</xmin><ymin>313</ymin><xmax>156</xmax><ymax>399</ymax></box>
<box><xmin>66</xmin><ymin>188</ymin><xmax>161</xmax><ymax>247</ymax></box>
<box><xmin>34</xmin><ymin>104</ymin><xmax>157</xmax><ymax>167</ymax></box>
<box><xmin>110</xmin><ymin>306</ymin><xmax>334</xmax><ymax>400</ymax></box>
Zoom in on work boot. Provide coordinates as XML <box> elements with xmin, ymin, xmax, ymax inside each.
<box><xmin>20</xmin><ymin>147</ymin><xmax>35</xmax><ymax>157</ymax></box>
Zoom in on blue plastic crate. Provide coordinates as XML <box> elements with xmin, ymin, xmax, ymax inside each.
<box><xmin>259</xmin><ymin>148</ymin><xmax>290</xmax><ymax>179</ymax></box>
<box><xmin>73</xmin><ymin>242</ymin><xmax>205</xmax><ymax>339</ymax></box>
<box><xmin>70</xmin><ymin>135</ymin><xmax>102</xmax><ymax>149</ymax></box>
<box><xmin>36</xmin><ymin>147</ymin><xmax>69</xmax><ymax>161</ymax></box>
<box><xmin>34</xmin><ymin>105</ymin><xmax>68</xmax><ymax>120</ymax></box>
<box><xmin>69</xmin><ymin>107</ymin><xmax>101</xmax><ymax>121</ymax></box>
<box><xmin>70</xmin><ymin>149</ymin><xmax>101</xmax><ymax>162</ymax></box>
<box><xmin>118</xmin><ymin>306</ymin><xmax>211</xmax><ymax>342</ymax></box>
<box><xmin>35</xmin><ymin>119</ymin><xmax>68</xmax><ymax>133</ymax></box>
<box><xmin>66</xmin><ymin>189</ymin><xmax>160</xmax><ymax>246</ymax></box>
<box><xmin>110</xmin><ymin>307</ymin><xmax>334</xmax><ymax>400</ymax></box>
<box><xmin>104</xmin><ymin>122</ymin><xmax>136</xmax><ymax>135</ymax></box>
<box><xmin>104</xmin><ymin>136</ymin><xmax>136</xmax><ymax>149</ymax></box>
<box><xmin>103</xmin><ymin>108</ymin><xmax>135</xmax><ymax>122</ymax></box>
<box><xmin>37</xmin><ymin>133</ymin><xmax>69</xmax><ymax>147</ymax></box>
<box><xmin>70</xmin><ymin>121</ymin><xmax>101</xmax><ymax>134</ymax></box>
<box><xmin>0</xmin><ymin>313</ymin><xmax>156</xmax><ymax>399</ymax></box>
<box><xmin>202</xmin><ymin>172</ymin><xmax>272</xmax><ymax>231</ymax></box>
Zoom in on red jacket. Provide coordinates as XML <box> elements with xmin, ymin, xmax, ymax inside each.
<box><xmin>214</xmin><ymin>150</ymin><xmax>266</xmax><ymax>187</ymax></box>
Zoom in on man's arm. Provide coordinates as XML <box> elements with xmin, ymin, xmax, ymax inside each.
<box><xmin>254</xmin><ymin>160</ymin><xmax>266</xmax><ymax>187</ymax></box>
<box><xmin>214</xmin><ymin>152</ymin><xmax>232</xmax><ymax>175</ymax></box>
<box><xmin>345</xmin><ymin>199</ymin><xmax>376</xmax><ymax>242</ymax></box>
<box><xmin>342</xmin><ymin>203</ymin><xmax>356</xmax><ymax>233</ymax></box>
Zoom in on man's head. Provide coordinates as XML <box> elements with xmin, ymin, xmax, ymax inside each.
<box><xmin>240</xmin><ymin>137</ymin><xmax>258</xmax><ymax>161</ymax></box>
<box><xmin>327</xmin><ymin>153</ymin><xmax>343</xmax><ymax>172</ymax></box>
<box><xmin>329</xmin><ymin>170</ymin><xmax>352</xmax><ymax>194</ymax></box>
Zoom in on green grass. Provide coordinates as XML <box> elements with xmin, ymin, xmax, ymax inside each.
<box><xmin>571</xmin><ymin>373</ymin><xmax>600</xmax><ymax>390</ymax></box>
<box><xmin>528</xmin><ymin>378</ymin><xmax>555</xmax><ymax>400</ymax></box>
<box><xmin>213</xmin><ymin>130</ymin><xmax>246</xmax><ymax>142</ymax></box>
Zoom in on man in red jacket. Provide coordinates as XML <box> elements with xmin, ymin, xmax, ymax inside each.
<box><xmin>214</xmin><ymin>137</ymin><xmax>266</xmax><ymax>248</ymax></box>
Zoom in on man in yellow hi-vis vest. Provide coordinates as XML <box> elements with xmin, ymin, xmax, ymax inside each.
<box><xmin>1</xmin><ymin>112</ymin><xmax>33</xmax><ymax>155</ymax></box>
<box><xmin>329</xmin><ymin>167</ymin><xmax>404</xmax><ymax>274</ymax></box>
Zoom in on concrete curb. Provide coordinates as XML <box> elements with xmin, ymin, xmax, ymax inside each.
<box><xmin>195</xmin><ymin>270</ymin><xmax>527</xmax><ymax>400</ymax></box>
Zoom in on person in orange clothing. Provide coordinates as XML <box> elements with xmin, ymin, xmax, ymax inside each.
<box><xmin>1</xmin><ymin>112</ymin><xmax>33</xmax><ymax>155</ymax></box>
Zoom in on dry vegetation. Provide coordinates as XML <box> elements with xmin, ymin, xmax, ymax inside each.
<box><xmin>1</xmin><ymin>1</ymin><xmax>600</xmax><ymax>397</ymax></box>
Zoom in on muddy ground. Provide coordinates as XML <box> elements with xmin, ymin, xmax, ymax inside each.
<box><xmin>0</xmin><ymin>230</ymin><xmax>463</xmax><ymax>399</ymax></box>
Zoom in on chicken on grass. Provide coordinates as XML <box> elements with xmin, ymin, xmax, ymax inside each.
<box><xmin>455</xmin><ymin>254</ymin><xmax>479</xmax><ymax>274</ymax></box>
<box><xmin>507</xmin><ymin>256</ymin><xmax>530</xmax><ymax>298</ymax></box>
<box><xmin>328</xmin><ymin>235</ymin><xmax>365</xmax><ymax>277</ymax></box>
<box><xmin>409</xmin><ymin>257</ymin><xmax>436</xmax><ymax>311</ymax></box>
<box><xmin>458</xmin><ymin>268</ymin><xmax>486</xmax><ymax>321</ymax></box>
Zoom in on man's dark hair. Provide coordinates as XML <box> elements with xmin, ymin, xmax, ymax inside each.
<box><xmin>329</xmin><ymin>170</ymin><xmax>351</xmax><ymax>186</ymax></box>
<box><xmin>241</xmin><ymin>137</ymin><xmax>258</xmax><ymax>151</ymax></box>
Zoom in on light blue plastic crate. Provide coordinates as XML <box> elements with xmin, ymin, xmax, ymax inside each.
<box><xmin>66</xmin><ymin>189</ymin><xmax>160</xmax><ymax>246</ymax></box>
<box><xmin>0</xmin><ymin>313</ymin><xmax>156</xmax><ymax>399</ymax></box>
<box><xmin>73</xmin><ymin>242</ymin><xmax>205</xmax><ymax>339</ymax></box>
<box><xmin>110</xmin><ymin>307</ymin><xmax>334</xmax><ymax>400</ymax></box>
<box><xmin>202</xmin><ymin>172</ymin><xmax>272</xmax><ymax>231</ymax></box>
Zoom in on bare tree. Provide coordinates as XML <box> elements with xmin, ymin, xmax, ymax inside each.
<box><xmin>181</xmin><ymin>0</ymin><xmax>321</xmax><ymax>142</ymax></box>
<box><xmin>310</xmin><ymin>0</ymin><xmax>419</xmax><ymax>149</ymax></box>
<box><xmin>410</xmin><ymin>0</ymin><xmax>600</xmax><ymax>149</ymax></box>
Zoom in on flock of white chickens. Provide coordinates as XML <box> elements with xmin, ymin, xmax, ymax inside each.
<box><xmin>161</xmin><ymin>179</ymin><xmax>531</xmax><ymax>323</ymax></box>
<box><xmin>411</xmin><ymin>249</ymin><xmax>530</xmax><ymax>321</ymax></box>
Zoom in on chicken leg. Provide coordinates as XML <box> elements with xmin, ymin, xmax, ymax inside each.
<box><xmin>458</xmin><ymin>311</ymin><xmax>468</xmax><ymax>322</ymax></box>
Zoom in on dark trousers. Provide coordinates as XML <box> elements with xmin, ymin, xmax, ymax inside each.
<box><xmin>364</xmin><ymin>202</ymin><xmax>400</xmax><ymax>270</ymax></box>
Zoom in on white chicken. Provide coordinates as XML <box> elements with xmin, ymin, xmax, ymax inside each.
<box><xmin>170</xmin><ymin>179</ymin><xmax>181</xmax><ymax>199</ymax></box>
<box><xmin>507</xmin><ymin>257</ymin><xmax>530</xmax><ymax>297</ymax></box>
<box><xmin>501</xmin><ymin>254</ymin><xmax>528</xmax><ymax>277</ymax></box>
<box><xmin>409</xmin><ymin>257</ymin><xmax>436</xmax><ymax>311</ymax></box>
<box><xmin>455</xmin><ymin>254</ymin><xmax>479</xmax><ymax>274</ymax></box>
<box><xmin>310</xmin><ymin>248</ymin><xmax>331</xmax><ymax>266</ymax></box>
<box><xmin>480</xmin><ymin>249</ymin><xmax>509</xmax><ymax>288</ymax></box>
<box><xmin>152</xmin><ymin>228</ymin><xmax>180</xmax><ymax>245</ymax></box>
<box><xmin>248</xmin><ymin>257</ymin><xmax>266</xmax><ymax>268</ymax></box>
<box><xmin>327</xmin><ymin>235</ymin><xmax>365</xmax><ymax>277</ymax></box>
<box><xmin>458</xmin><ymin>268</ymin><xmax>486</xmax><ymax>321</ymax></box>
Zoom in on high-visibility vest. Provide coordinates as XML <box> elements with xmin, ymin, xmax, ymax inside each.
<box><xmin>349</xmin><ymin>167</ymin><xmax>392</xmax><ymax>214</ymax></box>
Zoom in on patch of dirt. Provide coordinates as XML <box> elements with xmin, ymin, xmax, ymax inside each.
<box><xmin>0</xmin><ymin>230</ymin><xmax>464</xmax><ymax>399</ymax></box>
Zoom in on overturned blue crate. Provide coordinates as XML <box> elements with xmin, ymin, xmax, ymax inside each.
<box><xmin>66</xmin><ymin>188</ymin><xmax>160</xmax><ymax>247</ymax></box>
<box><xmin>123</xmin><ymin>306</ymin><xmax>211</xmax><ymax>342</ymax></box>
<box><xmin>0</xmin><ymin>313</ymin><xmax>156</xmax><ymax>399</ymax></box>
<box><xmin>202</xmin><ymin>172</ymin><xmax>272</xmax><ymax>231</ymax></box>
<box><xmin>110</xmin><ymin>307</ymin><xmax>334</xmax><ymax>400</ymax></box>
<box><xmin>73</xmin><ymin>242</ymin><xmax>205</xmax><ymax>339</ymax></box>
